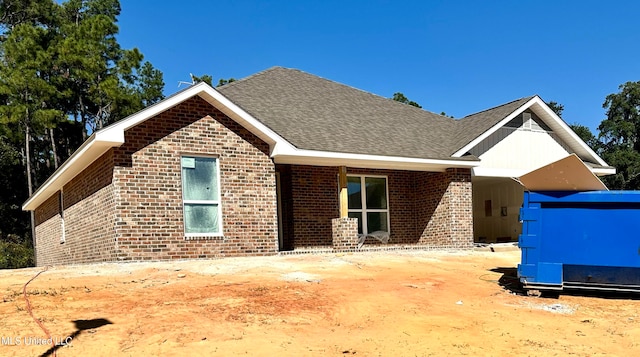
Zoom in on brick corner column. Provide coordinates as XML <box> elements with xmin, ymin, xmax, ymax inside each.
<box><xmin>332</xmin><ymin>217</ymin><xmax>359</xmax><ymax>251</ymax></box>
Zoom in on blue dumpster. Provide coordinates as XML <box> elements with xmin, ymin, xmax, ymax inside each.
<box><xmin>518</xmin><ymin>190</ymin><xmax>640</xmax><ymax>292</ymax></box>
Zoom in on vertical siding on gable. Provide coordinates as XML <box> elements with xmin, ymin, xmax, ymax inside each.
<box><xmin>473</xmin><ymin>129</ymin><xmax>570</xmax><ymax>171</ymax></box>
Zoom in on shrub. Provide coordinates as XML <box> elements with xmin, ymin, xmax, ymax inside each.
<box><xmin>0</xmin><ymin>241</ymin><xmax>35</xmax><ymax>269</ymax></box>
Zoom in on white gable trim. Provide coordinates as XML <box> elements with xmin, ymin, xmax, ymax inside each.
<box><xmin>452</xmin><ymin>96</ymin><xmax>609</xmax><ymax>168</ymax></box>
<box><xmin>23</xmin><ymin>83</ymin><xmax>295</xmax><ymax>211</ymax></box>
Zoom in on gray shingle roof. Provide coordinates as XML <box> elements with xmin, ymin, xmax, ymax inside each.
<box><xmin>217</xmin><ymin>67</ymin><xmax>530</xmax><ymax>160</ymax></box>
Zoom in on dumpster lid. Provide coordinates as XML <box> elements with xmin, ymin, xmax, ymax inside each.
<box><xmin>517</xmin><ymin>154</ymin><xmax>608</xmax><ymax>191</ymax></box>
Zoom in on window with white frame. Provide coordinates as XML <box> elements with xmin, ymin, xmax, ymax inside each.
<box><xmin>181</xmin><ymin>156</ymin><xmax>222</xmax><ymax>236</ymax></box>
<box><xmin>347</xmin><ymin>175</ymin><xmax>389</xmax><ymax>235</ymax></box>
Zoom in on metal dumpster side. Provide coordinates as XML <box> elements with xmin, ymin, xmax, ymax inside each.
<box><xmin>518</xmin><ymin>190</ymin><xmax>640</xmax><ymax>292</ymax></box>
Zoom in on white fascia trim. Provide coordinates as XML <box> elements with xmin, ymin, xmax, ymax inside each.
<box><xmin>591</xmin><ymin>167</ymin><xmax>616</xmax><ymax>176</ymax></box>
<box><xmin>472</xmin><ymin>167</ymin><xmax>530</xmax><ymax>178</ymax></box>
<box><xmin>454</xmin><ymin>96</ymin><xmax>609</xmax><ymax>168</ymax></box>
<box><xmin>452</xmin><ymin>96</ymin><xmax>538</xmax><ymax>157</ymax></box>
<box><xmin>23</xmin><ymin>83</ymin><xmax>294</xmax><ymax>211</ymax></box>
<box><xmin>273</xmin><ymin>147</ymin><xmax>479</xmax><ymax>172</ymax></box>
<box><xmin>529</xmin><ymin>97</ymin><xmax>608</xmax><ymax>167</ymax></box>
<box><xmin>22</xmin><ymin>134</ymin><xmax>118</xmax><ymax>211</ymax></box>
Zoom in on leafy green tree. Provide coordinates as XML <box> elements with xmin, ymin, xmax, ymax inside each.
<box><xmin>217</xmin><ymin>78</ymin><xmax>236</xmax><ymax>87</ymax></box>
<box><xmin>0</xmin><ymin>22</ymin><xmax>62</xmax><ymax>195</ymax></box>
<box><xmin>0</xmin><ymin>240</ymin><xmax>34</xmax><ymax>268</ymax></box>
<box><xmin>191</xmin><ymin>74</ymin><xmax>212</xmax><ymax>86</ymax></box>
<box><xmin>547</xmin><ymin>101</ymin><xmax>564</xmax><ymax>117</ymax></box>
<box><xmin>598</xmin><ymin>81</ymin><xmax>640</xmax><ymax>189</ymax></box>
<box><xmin>569</xmin><ymin>123</ymin><xmax>600</xmax><ymax>152</ymax></box>
<box><xmin>56</xmin><ymin>0</ymin><xmax>164</xmax><ymax>137</ymax></box>
<box><xmin>0</xmin><ymin>21</ymin><xmax>61</xmax><ymax>254</ymax></box>
<box><xmin>391</xmin><ymin>92</ymin><xmax>422</xmax><ymax>108</ymax></box>
<box><xmin>0</xmin><ymin>137</ymin><xmax>30</xmax><ymax>244</ymax></box>
<box><xmin>0</xmin><ymin>0</ymin><xmax>165</xmax><ymax>264</ymax></box>
<box><xmin>190</xmin><ymin>75</ymin><xmax>235</xmax><ymax>87</ymax></box>
<box><xmin>0</xmin><ymin>0</ymin><xmax>56</xmax><ymax>35</ymax></box>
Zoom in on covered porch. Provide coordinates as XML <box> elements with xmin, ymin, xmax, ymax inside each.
<box><xmin>275</xmin><ymin>164</ymin><xmax>474</xmax><ymax>252</ymax></box>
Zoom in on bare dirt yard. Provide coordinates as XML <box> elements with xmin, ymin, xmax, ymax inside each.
<box><xmin>1</xmin><ymin>249</ymin><xmax>640</xmax><ymax>356</ymax></box>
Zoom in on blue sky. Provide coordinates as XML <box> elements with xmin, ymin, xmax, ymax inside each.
<box><xmin>117</xmin><ymin>0</ymin><xmax>640</xmax><ymax>133</ymax></box>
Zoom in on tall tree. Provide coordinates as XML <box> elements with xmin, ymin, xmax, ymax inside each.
<box><xmin>391</xmin><ymin>92</ymin><xmax>422</xmax><ymax>108</ymax></box>
<box><xmin>0</xmin><ymin>0</ymin><xmax>165</xmax><ymax>267</ymax></box>
<box><xmin>0</xmin><ymin>23</ymin><xmax>62</xmax><ymax>195</ymax></box>
<box><xmin>0</xmin><ymin>0</ymin><xmax>56</xmax><ymax>35</ymax></box>
<box><xmin>56</xmin><ymin>0</ymin><xmax>164</xmax><ymax>137</ymax></box>
<box><xmin>569</xmin><ymin>123</ymin><xmax>600</xmax><ymax>152</ymax></box>
<box><xmin>547</xmin><ymin>101</ymin><xmax>564</xmax><ymax>117</ymax></box>
<box><xmin>189</xmin><ymin>74</ymin><xmax>235</xmax><ymax>87</ymax></box>
<box><xmin>0</xmin><ymin>136</ymin><xmax>30</xmax><ymax>243</ymax></box>
<box><xmin>217</xmin><ymin>78</ymin><xmax>236</xmax><ymax>87</ymax></box>
<box><xmin>0</xmin><ymin>21</ymin><xmax>62</xmax><ymax>252</ymax></box>
<box><xmin>598</xmin><ymin>81</ymin><xmax>640</xmax><ymax>189</ymax></box>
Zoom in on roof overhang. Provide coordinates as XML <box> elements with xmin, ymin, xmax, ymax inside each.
<box><xmin>452</xmin><ymin>96</ymin><xmax>611</xmax><ymax>170</ymax></box>
<box><xmin>272</xmin><ymin>144</ymin><xmax>479</xmax><ymax>171</ymax></box>
<box><xmin>23</xmin><ymin>82</ymin><xmax>478</xmax><ymax>211</ymax></box>
<box><xmin>23</xmin><ymin>82</ymin><xmax>289</xmax><ymax>211</ymax></box>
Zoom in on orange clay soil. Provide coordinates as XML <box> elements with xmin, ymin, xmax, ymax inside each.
<box><xmin>1</xmin><ymin>250</ymin><xmax>640</xmax><ymax>356</ymax></box>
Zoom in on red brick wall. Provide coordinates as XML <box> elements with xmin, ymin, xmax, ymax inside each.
<box><xmin>283</xmin><ymin>166</ymin><xmax>473</xmax><ymax>249</ymax></box>
<box><xmin>416</xmin><ymin>168</ymin><xmax>473</xmax><ymax>248</ymax></box>
<box><xmin>288</xmin><ymin>165</ymin><xmax>339</xmax><ymax>247</ymax></box>
<box><xmin>34</xmin><ymin>151</ymin><xmax>117</xmax><ymax>265</ymax></box>
<box><xmin>112</xmin><ymin>96</ymin><xmax>278</xmax><ymax>260</ymax></box>
<box><xmin>347</xmin><ymin>168</ymin><xmax>418</xmax><ymax>245</ymax></box>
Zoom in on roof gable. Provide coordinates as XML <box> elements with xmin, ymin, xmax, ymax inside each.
<box><xmin>450</xmin><ymin>95</ymin><xmax>610</xmax><ymax>169</ymax></box>
<box><xmin>449</xmin><ymin>96</ymin><xmax>535</xmax><ymax>155</ymax></box>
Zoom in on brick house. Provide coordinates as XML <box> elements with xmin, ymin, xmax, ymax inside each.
<box><xmin>22</xmin><ymin>67</ymin><xmax>613</xmax><ymax>266</ymax></box>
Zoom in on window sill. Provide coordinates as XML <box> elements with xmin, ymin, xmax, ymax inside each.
<box><xmin>184</xmin><ymin>235</ymin><xmax>224</xmax><ymax>241</ymax></box>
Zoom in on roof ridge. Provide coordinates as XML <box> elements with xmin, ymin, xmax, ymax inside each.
<box><xmin>222</xmin><ymin>66</ymin><xmax>454</xmax><ymax>120</ymax></box>
<box><xmin>216</xmin><ymin>66</ymin><xmax>286</xmax><ymax>89</ymax></box>
<box><xmin>461</xmin><ymin>95</ymin><xmax>536</xmax><ymax>119</ymax></box>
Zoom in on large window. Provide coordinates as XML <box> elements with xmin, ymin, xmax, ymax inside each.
<box><xmin>347</xmin><ymin>175</ymin><xmax>389</xmax><ymax>235</ymax></box>
<box><xmin>181</xmin><ymin>156</ymin><xmax>222</xmax><ymax>236</ymax></box>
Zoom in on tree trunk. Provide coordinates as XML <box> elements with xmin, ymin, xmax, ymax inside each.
<box><xmin>25</xmin><ymin>116</ymin><xmax>37</xmax><ymax>265</ymax></box>
<box><xmin>49</xmin><ymin>127</ymin><xmax>59</xmax><ymax>169</ymax></box>
<box><xmin>79</xmin><ymin>95</ymin><xmax>88</xmax><ymax>140</ymax></box>
<box><xmin>25</xmin><ymin>116</ymin><xmax>33</xmax><ymax>196</ymax></box>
